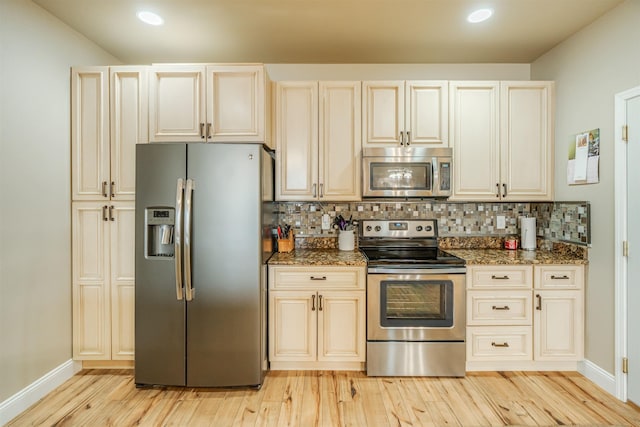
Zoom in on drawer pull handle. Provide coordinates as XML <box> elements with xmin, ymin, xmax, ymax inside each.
<box><xmin>310</xmin><ymin>276</ymin><xmax>327</xmax><ymax>281</ymax></box>
<box><xmin>492</xmin><ymin>305</ymin><xmax>510</xmax><ymax>311</ymax></box>
<box><xmin>551</xmin><ymin>275</ymin><xmax>570</xmax><ymax>280</ymax></box>
<box><xmin>491</xmin><ymin>342</ymin><xmax>510</xmax><ymax>348</ymax></box>
<box><xmin>491</xmin><ymin>275</ymin><xmax>510</xmax><ymax>280</ymax></box>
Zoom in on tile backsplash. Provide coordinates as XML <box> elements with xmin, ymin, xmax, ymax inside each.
<box><xmin>277</xmin><ymin>201</ymin><xmax>590</xmax><ymax>247</ymax></box>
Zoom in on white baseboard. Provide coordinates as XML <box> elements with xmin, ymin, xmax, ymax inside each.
<box><xmin>0</xmin><ymin>359</ymin><xmax>81</xmax><ymax>425</ymax></box>
<box><xmin>579</xmin><ymin>358</ymin><xmax>617</xmax><ymax>397</ymax></box>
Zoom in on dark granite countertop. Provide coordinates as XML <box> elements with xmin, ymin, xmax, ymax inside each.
<box><xmin>268</xmin><ymin>249</ymin><xmax>367</xmax><ymax>266</ymax></box>
<box><xmin>447</xmin><ymin>249</ymin><xmax>588</xmax><ymax>265</ymax></box>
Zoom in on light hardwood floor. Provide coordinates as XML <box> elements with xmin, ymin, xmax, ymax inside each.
<box><xmin>8</xmin><ymin>369</ymin><xmax>640</xmax><ymax>426</ymax></box>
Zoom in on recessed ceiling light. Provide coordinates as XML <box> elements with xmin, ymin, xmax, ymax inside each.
<box><xmin>467</xmin><ymin>8</ymin><xmax>493</xmax><ymax>23</ymax></box>
<box><xmin>137</xmin><ymin>11</ymin><xmax>164</xmax><ymax>26</ymax></box>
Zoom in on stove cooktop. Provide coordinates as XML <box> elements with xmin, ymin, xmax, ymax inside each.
<box><xmin>360</xmin><ymin>247</ymin><xmax>466</xmax><ymax>267</ymax></box>
<box><xmin>358</xmin><ymin>219</ymin><xmax>465</xmax><ymax>269</ymax></box>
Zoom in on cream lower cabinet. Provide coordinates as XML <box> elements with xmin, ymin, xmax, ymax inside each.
<box><xmin>275</xmin><ymin>81</ymin><xmax>361</xmax><ymax>201</ymax></box>
<box><xmin>268</xmin><ymin>266</ymin><xmax>366</xmax><ymax>370</ymax></box>
<box><xmin>533</xmin><ymin>265</ymin><xmax>584</xmax><ymax>361</ymax></box>
<box><xmin>466</xmin><ymin>264</ymin><xmax>584</xmax><ymax>371</ymax></box>
<box><xmin>450</xmin><ymin>81</ymin><xmax>554</xmax><ymax>201</ymax></box>
<box><xmin>72</xmin><ymin>201</ymin><xmax>135</xmax><ymax>360</ymax></box>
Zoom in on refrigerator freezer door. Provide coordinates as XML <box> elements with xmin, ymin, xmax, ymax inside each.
<box><xmin>135</xmin><ymin>144</ymin><xmax>188</xmax><ymax>386</ymax></box>
<box><xmin>186</xmin><ymin>143</ymin><xmax>264</xmax><ymax>387</ymax></box>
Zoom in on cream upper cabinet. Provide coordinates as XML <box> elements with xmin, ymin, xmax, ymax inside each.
<box><xmin>449</xmin><ymin>81</ymin><xmax>501</xmax><ymax>201</ymax></box>
<box><xmin>72</xmin><ymin>201</ymin><xmax>135</xmax><ymax>360</ymax></box>
<box><xmin>149</xmin><ymin>64</ymin><xmax>270</xmax><ymax>145</ymax></box>
<box><xmin>500</xmin><ymin>81</ymin><xmax>554</xmax><ymax>201</ymax></box>
<box><xmin>362</xmin><ymin>80</ymin><xmax>448</xmax><ymax>148</ymax></box>
<box><xmin>275</xmin><ymin>81</ymin><xmax>361</xmax><ymax>201</ymax></box>
<box><xmin>450</xmin><ymin>81</ymin><xmax>554</xmax><ymax>201</ymax></box>
<box><xmin>72</xmin><ymin>66</ymin><xmax>147</xmax><ymax>201</ymax></box>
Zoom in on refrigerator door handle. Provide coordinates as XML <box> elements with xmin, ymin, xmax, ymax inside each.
<box><xmin>184</xmin><ymin>178</ymin><xmax>195</xmax><ymax>301</ymax></box>
<box><xmin>175</xmin><ymin>178</ymin><xmax>185</xmax><ymax>301</ymax></box>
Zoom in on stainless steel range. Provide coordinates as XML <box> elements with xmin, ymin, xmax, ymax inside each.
<box><xmin>359</xmin><ymin>219</ymin><xmax>466</xmax><ymax>377</ymax></box>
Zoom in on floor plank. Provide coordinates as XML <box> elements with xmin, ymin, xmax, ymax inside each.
<box><xmin>7</xmin><ymin>369</ymin><xmax>640</xmax><ymax>426</ymax></box>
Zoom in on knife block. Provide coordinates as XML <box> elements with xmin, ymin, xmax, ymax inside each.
<box><xmin>277</xmin><ymin>233</ymin><xmax>294</xmax><ymax>253</ymax></box>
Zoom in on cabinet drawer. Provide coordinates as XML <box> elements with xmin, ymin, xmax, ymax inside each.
<box><xmin>534</xmin><ymin>265</ymin><xmax>584</xmax><ymax>290</ymax></box>
<box><xmin>269</xmin><ymin>266</ymin><xmax>365</xmax><ymax>290</ymax></box>
<box><xmin>467</xmin><ymin>265</ymin><xmax>532</xmax><ymax>289</ymax></box>
<box><xmin>467</xmin><ymin>290</ymin><xmax>532</xmax><ymax>325</ymax></box>
<box><xmin>467</xmin><ymin>326</ymin><xmax>532</xmax><ymax>361</ymax></box>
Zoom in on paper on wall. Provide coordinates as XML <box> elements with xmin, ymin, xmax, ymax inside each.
<box><xmin>573</xmin><ymin>132</ymin><xmax>589</xmax><ymax>181</ymax></box>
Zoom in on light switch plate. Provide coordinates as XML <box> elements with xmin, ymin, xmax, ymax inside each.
<box><xmin>496</xmin><ymin>215</ymin><xmax>506</xmax><ymax>229</ymax></box>
<box><xmin>321</xmin><ymin>214</ymin><xmax>331</xmax><ymax>230</ymax></box>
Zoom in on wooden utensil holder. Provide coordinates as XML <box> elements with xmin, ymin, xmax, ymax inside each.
<box><xmin>277</xmin><ymin>233</ymin><xmax>294</xmax><ymax>253</ymax></box>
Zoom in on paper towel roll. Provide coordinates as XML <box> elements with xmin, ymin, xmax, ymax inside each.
<box><xmin>520</xmin><ymin>217</ymin><xmax>537</xmax><ymax>251</ymax></box>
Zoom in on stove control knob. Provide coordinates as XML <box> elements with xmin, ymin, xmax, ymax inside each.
<box><xmin>374</xmin><ymin>225</ymin><xmax>382</xmax><ymax>232</ymax></box>
<box><xmin>416</xmin><ymin>226</ymin><xmax>423</xmax><ymax>232</ymax></box>
<box><xmin>426</xmin><ymin>225</ymin><xmax>433</xmax><ymax>231</ymax></box>
<box><xmin>365</xmin><ymin>226</ymin><xmax>372</xmax><ymax>232</ymax></box>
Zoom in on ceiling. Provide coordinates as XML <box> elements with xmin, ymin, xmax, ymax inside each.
<box><xmin>32</xmin><ymin>0</ymin><xmax>623</xmax><ymax>64</ymax></box>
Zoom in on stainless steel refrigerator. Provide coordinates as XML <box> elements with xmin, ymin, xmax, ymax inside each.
<box><xmin>134</xmin><ymin>143</ymin><xmax>274</xmax><ymax>387</ymax></box>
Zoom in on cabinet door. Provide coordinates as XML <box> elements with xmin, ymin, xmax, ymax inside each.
<box><xmin>362</xmin><ymin>81</ymin><xmax>404</xmax><ymax>147</ymax></box>
<box><xmin>533</xmin><ymin>290</ymin><xmax>583</xmax><ymax>361</ymax></box>
<box><xmin>206</xmin><ymin>65</ymin><xmax>264</xmax><ymax>142</ymax></box>
<box><xmin>319</xmin><ymin>81</ymin><xmax>362</xmax><ymax>201</ymax></box>
<box><xmin>501</xmin><ymin>82</ymin><xmax>554</xmax><ymax>201</ymax></box>
<box><xmin>72</xmin><ymin>202</ymin><xmax>110</xmax><ymax>359</ymax></box>
<box><xmin>317</xmin><ymin>291</ymin><xmax>366</xmax><ymax>362</ymax></box>
<box><xmin>71</xmin><ymin>67</ymin><xmax>110</xmax><ymax>201</ymax></box>
<box><xmin>406</xmin><ymin>81</ymin><xmax>448</xmax><ymax>146</ymax></box>
<box><xmin>269</xmin><ymin>291</ymin><xmax>317</xmax><ymax>361</ymax></box>
<box><xmin>149</xmin><ymin>65</ymin><xmax>205</xmax><ymax>142</ymax></box>
<box><xmin>110</xmin><ymin>202</ymin><xmax>136</xmax><ymax>360</ymax></box>
<box><xmin>275</xmin><ymin>82</ymin><xmax>318</xmax><ymax>201</ymax></box>
<box><xmin>110</xmin><ymin>67</ymin><xmax>147</xmax><ymax>200</ymax></box>
<box><xmin>449</xmin><ymin>82</ymin><xmax>500</xmax><ymax>201</ymax></box>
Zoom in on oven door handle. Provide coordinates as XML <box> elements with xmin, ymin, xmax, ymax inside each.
<box><xmin>367</xmin><ymin>267</ymin><xmax>466</xmax><ymax>274</ymax></box>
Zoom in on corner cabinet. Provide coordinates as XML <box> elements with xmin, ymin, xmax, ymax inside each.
<box><xmin>268</xmin><ymin>265</ymin><xmax>366</xmax><ymax>370</ymax></box>
<box><xmin>148</xmin><ymin>64</ymin><xmax>271</xmax><ymax>146</ymax></box>
<box><xmin>450</xmin><ymin>81</ymin><xmax>554</xmax><ymax>201</ymax></box>
<box><xmin>72</xmin><ymin>202</ymin><xmax>135</xmax><ymax>360</ymax></box>
<box><xmin>71</xmin><ymin>66</ymin><xmax>148</xmax><ymax>201</ymax></box>
<box><xmin>466</xmin><ymin>264</ymin><xmax>584</xmax><ymax>371</ymax></box>
<box><xmin>362</xmin><ymin>80</ymin><xmax>448</xmax><ymax>148</ymax></box>
<box><xmin>275</xmin><ymin>81</ymin><xmax>361</xmax><ymax>201</ymax></box>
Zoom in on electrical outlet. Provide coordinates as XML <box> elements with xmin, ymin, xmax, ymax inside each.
<box><xmin>321</xmin><ymin>213</ymin><xmax>331</xmax><ymax>230</ymax></box>
<box><xmin>496</xmin><ymin>215</ymin><xmax>506</xmax><ymax>229</ymax></box>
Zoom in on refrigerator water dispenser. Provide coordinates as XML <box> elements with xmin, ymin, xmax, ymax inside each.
<box><xmin>145</xmin><ymin>208</ymin><xmax>175</xmax><ymax>258</ymax></box>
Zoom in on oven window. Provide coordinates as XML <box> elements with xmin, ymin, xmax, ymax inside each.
<box><xmin>380</xmin><ymin>280</ymin><xmax>453</xmax><ymax>327</ymax></box>
<box><xmin>370</xmin><ymin>162</ymin><xmax>431</xmax><ymax>190</ymax></box>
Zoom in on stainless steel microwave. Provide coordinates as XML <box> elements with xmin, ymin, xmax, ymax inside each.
<box><xmin>362</xmin><ymin>147</ymin><xmax>452</xmax><ymax>198</ymax></box>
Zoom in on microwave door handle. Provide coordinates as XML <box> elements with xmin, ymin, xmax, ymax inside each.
<box><xmin>432</xmin><ymin>157</ymin><xmax>439</xmax><ymax>194</ymax></box>
<box><xmin>175</xmin><ymin>178</ymin><xmax>184</xmax><ymax>301</ymax></box>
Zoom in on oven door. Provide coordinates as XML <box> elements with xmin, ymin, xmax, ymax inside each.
<box><xmin>367</xmin><ymin>272</ymin><xmax>465</xmax><ymax>341</ymax></box>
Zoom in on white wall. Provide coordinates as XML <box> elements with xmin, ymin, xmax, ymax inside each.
<box><xmin>0</xmin><ymin>0</ymin><xmax>120</xmax><ymax>402</ymax></box>
<box><xmin>266</xmin><ymin>63</ymin><xmax>529</xmax><ymax>81</ymax></box>
<box><xmin>532</xmin><ymin>0</ymin><xmax>640</xmax><ymax>374</ymax></box>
